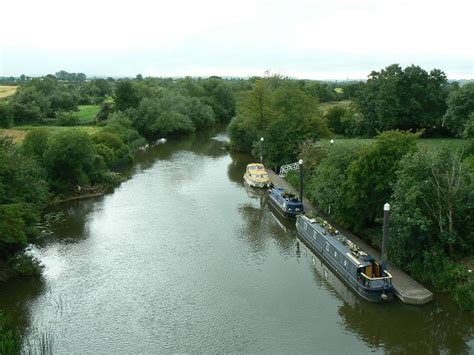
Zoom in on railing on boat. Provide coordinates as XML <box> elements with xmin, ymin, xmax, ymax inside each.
<box><xmin>360</xmin><ymin>271</ymin><xmax>392</xmax><ymax>288</ymax></box>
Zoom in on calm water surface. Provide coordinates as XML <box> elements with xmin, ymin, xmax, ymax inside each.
<box><xmin>1</xmin><ymin>129</ymin><xmax>473</xmax><ymax>353</ymax></box>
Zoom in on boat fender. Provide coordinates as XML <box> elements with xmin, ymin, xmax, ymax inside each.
<box><xmin>381</xmin><ymin>293</ymin><xmax>388</xmax><ymax>301</ymax></box>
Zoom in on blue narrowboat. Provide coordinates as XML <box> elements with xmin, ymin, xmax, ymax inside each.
<box><xmin>296</xmin><ymin>214</ymin><xmax>394</xmax><ymax>302</ymax></box>
<box><xmin>267</xmin><ymin>186</ymin><xmax>304</xmax><ymax>219</ymax></box>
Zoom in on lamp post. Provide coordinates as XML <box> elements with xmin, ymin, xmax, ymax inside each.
<box><xmin>298</xmin><ymin>159</ymin><xmax>304</xmax><ymax>204</ymax></box>
<box><xmin>260</xmin><ymin>137</ymin><xmax>264</xmax><ymax>163</ymax></box>
<box><xmin>330</xmin><ymin>139</ymin><xmax>334</xmax><ymax>145</ymax></box>
<box><xmin>381</xmin><ymin>203</ymin><xmax>390</xmax><ymax>272</ymax></box>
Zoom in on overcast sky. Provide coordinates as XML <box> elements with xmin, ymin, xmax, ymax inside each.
<box><xmin>1</xmin><ymin>0</ymin><xmax>472</xmax><ymax>79</ymax></box>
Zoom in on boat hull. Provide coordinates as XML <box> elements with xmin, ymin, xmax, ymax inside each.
<box><xmin>268</xmin><ymin>192</ymin><xmax>301</xmax><ymax>219</ymax></box>
<box><xmin>243</xmin><ymin>174</ymin><xmax>270</xmax><ymax>188</ymax></box>
<box><xmin>296</xmin><ymin>217</ymin><xmax>393</xmax><ymax>303</ymax></box>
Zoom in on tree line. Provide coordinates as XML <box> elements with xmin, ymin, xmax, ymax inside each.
<box><xmin>227</xmin><ymin>66</ymin><xmax>473</xmax><ymax>310</ymax></box>
<box><xmin>0</xmin><ymin>74</ymin><xmax>240</xmax><ymax>285</ymax></box>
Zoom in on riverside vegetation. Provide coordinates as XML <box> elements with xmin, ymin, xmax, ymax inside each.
<box><xmin>0</xmin><ymin>72</ymin><xmax>239</xmax><ymax>348</ymax></box>
<box><xmin>0</xmin><ymin>66</ymin><xmax>472</xmax><ymax>347</ymax></box>
<box><xmin>228</xmin><ymin>66</ymin><xmax>474</xmax><ymax>311</ymax></box>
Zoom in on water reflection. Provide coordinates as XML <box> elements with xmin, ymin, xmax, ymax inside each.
<box><xmin>0</xmin><ymin>128</ymin><xmax>472</xmax><ymax>353</ymax></box>
<box><xmin>297</xmin><ymin>240</ymin><xmax>474</xmax><ymax>354</ymax></box>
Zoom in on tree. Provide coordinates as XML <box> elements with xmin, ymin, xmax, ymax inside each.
<box><xmin>341</xmin><ymin>130</ymin><xmax>420</xmax><ymax>231</ymax></box>
<box><xmin>133</xmin><ymin>94</ymin><xmax>195</xmax><ymax>139</ymax></box>
<box><xmin>114</xmin><ymin>81</ymin><xmax>140</xmax><ymax>111</ymax></box>
<box><xmin>201</xmin><ymin>78</ymin><xmax>236</xmax><ymax>122</ymax></box>
<box><xmin>91</xmin><ymin>131</ymin><xmax>130</xmax><ymax>167</ymax></box>
<box><xmin>390</xmin><ymin>149</ymin><xmax>474</xmax><ymax>308</ymax></box>
<box><xmin>0</xmin><ymin>137</ymin><xmax>49</xmax><ymax>259</ymax></box>
<box><xmin>443</xmin><ymin>83</ymin><xmax>474</xmax><ymax>137</ymax></box>
<box><xmin>356</xmin><ymin>64</ymin><xmax>448</xmax><ymax>136</ymax></box>
<box><xmin>0</xmin><ymin>103</ymin><xmax>13</xmax><ymax>128</ymax></box>
<box><xmin>325</xmin><ymin>105</ymin><xmax>347</xmax><ymax>135</ymax></box>
<box><xmin>43</xmin><ymin>130</ymin><xmax>98</xmax><ymax>190</ymax></box>
<box><xmin>103</xmin><ymin>111</ymin><xmax>146</xmax><ymax>149</ymax></box>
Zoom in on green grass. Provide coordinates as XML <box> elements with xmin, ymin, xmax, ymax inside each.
<box><xmin>320</xmin><ymin>100</ymin><xmax>351</xmax><ymax>113</ymax></box>
<box><xmin>320</xmin><ymin>138</ymin><xmax>466</xmax><ymax>153</ymax></box>
<box><xmin>71</xmin><ymin>105</ymin><xmax>100</xmax><ymax>123</ymax></box>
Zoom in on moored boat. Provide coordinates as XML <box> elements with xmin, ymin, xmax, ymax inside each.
<box><xmin>296</xmin><ymin>214</ymin><xmax>394</xmax><ymax>302</ymax></box>
<box><xmin>243</xmin><ymin>163</ymin><xmax>271</xmax><ymax>188</ymax></box>
<box><xmin>268</xmin><ymin>186</ymin><xmax>304</xmax><ymax>219</ymax></box>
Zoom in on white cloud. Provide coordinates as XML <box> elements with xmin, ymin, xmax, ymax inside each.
<box><xmin>1</xmin><ymin>0</ymin><xmax>472</xmax><ymax>78</ymax></box>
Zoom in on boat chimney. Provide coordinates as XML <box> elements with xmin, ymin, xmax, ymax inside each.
<box><xmin>382</xmin><ymin>203</ymin><xmax>390</xmax><ymax>272</ymax></box>
<box><xmin>298</xmin><ymin>159</ymin><xmax>304</xmax><ymax>204</ymax></box>
<box><xmin>260</xmin><ymin>137</ymin><xmax>264</xmax><ymax>163</ymax></box>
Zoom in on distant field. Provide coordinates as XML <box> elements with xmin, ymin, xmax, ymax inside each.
<box><xmin>0</xmin><ymin>85</ymin><xmax>18</xmax><ymax>99</ymax></box>
<box><xmin>72</xmin><ymin>105</ymin><xmax>100</xmax><ymax>123</ymax></box>
<box><xmin>320</xmin><ymin>100</ymin><xmax>351</xmax><ymax>113</ymax></box>
<box><xmin>0</xmin><ymin>126</ymin><xmax>102</xmax><ymax>144</ymax></box>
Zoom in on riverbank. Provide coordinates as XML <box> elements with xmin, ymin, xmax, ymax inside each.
<box><xmin>267</xmin><ymin>169</ymin><xmax>434</xmax><ymax>305</ymax></box>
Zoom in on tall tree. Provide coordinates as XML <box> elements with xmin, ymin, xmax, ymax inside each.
<box><xmin>443</xmin><ymin>83</ymin><xmax>474</xmax><ymax>137</ymax></box>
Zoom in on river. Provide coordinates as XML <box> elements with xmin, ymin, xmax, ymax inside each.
<box><xmin>1</xmin><ymin>128</ymin><xmax>472</xmax><ymax>353</ymax></box>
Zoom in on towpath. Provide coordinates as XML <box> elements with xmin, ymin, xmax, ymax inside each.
<box><xmin>267</xmin><ymin>169</ymin><xmax>433</xmax><ymax>305</ymax></box>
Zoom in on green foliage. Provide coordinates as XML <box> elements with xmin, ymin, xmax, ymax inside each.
<box><xmin>0</xmin><ymin>138</ymin><xmax>48</xmax><ymax>264</ymax></box>
<box><xmin>390</xmin><ymin>149</ymin><xmax>474</xmax><ymax>309</ymax></box>
<box><xmin>355</xmin><ymin>64</ymin><xmax>449</xmax><ymax>136</ymax></box>
<box><xmin>391</xmin><ymin>149</ymin><xmax>473</xmax><ymax>260</ymax></box>
<box><xmin>443</xmin><ymin>83</ymin><xmax>474</xmax><ymax>137</ymax></box>
<box><xmin>341</xmin><ymin>130</ymin><xmax>420</xmax><ymax>231</ymax></box>
<box><xmin>43</xmin><ymin>130</ymin><xmax>101</xmax><ymax>190</ymax></box>
<box><xmin>133</xmin><ymin>94</ymin><xmax>195</xmax><ymax>139</ymax></box>
<box><xmin>325</xmin><ymin>105</ymin><xmax>347</xmax><ymax>135</ymax></box>
<box><xmin>229</xmin><ymin>77</ymin><xmax>331</xmax><ymax>165</ymax></box>
<box><xmin>56</xmin><ymin>112</ymin><xmax>79</xmax><ymax>126</ymax></box>
<box><xmin>0</xmin><ymin>103</ymin><xmax>13</xmax><ymax>128</ymax></box>
<box><xmin>305</xmin><ymin>142</ymin><xmax>361</xmax><ymax>219</ymax></box>
<box><xmin>103</xmin><ymin>111</ymin><xmax>146</xmax><ymax>149</ymax></box>
<box><xmin>22</xmin><ymin>129</ymin><xmax>50</xmax><ymax>161</ymax></box>
<box><xmin>95</xmin><ymin>102</ymin><xmax>113</xmax><ymax>123</ymax></box>
<box><xmin>91</xmin><ymin>131</ymin><xmax>130</xmax><ymax>168</ymax></box>
<box><xmin>463</xmin><ymin>113</ymin><xmax>474</xmax><ymax>139</ymax></box>
<box><xmin>201</xmin><ymin>78</ymin><xmax>236</xmax><ymax>122</ymax></box>
<box><xmin>0</xmin><ymin>311</ymin><xmax>20</xmax><ymax>355</ymax></box>
<box><xmin>9</xmin><ymin>77</ymin><xmax>79</xmax><ymax>124</ymax></box>
<box><xmin>114</xmin><ymin>81</ymin><xmax>140</xmax><ymax>111</ymax></box>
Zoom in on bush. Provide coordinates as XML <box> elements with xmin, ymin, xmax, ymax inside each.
<box><xmin>91</xmin><ymin>131</ymin><xmax>130</xmax><ymax>168</ymax></box>
<box><xmin>0</xmin><ymin>311</ymin><xmax>20</xmax><ymax>355</ymax></box>
<box><xmin>43</xmin><ymin>130</ymin><xmax>100</xmax><ymax>191</ymax></box>
<box><xmin>56</xmin><ymin>112</ymin><xmax>79</xmax><ymax>126</ymax></box>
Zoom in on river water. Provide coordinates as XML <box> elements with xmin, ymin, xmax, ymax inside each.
<box><xmin>1</xmin><ymin>129</ymin><xmax>472</xmax><ymax>353</ymax></box>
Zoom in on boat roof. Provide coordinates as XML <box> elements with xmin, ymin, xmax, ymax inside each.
<box><xmin>247</xmin><ymin>163</ymin><xmax>265</xmax><ymax>168</ymax></box>
<box><xmin>300</xmin><ymin>215</ymin><xmax>373</xmax><ymax>268</ymax></box>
